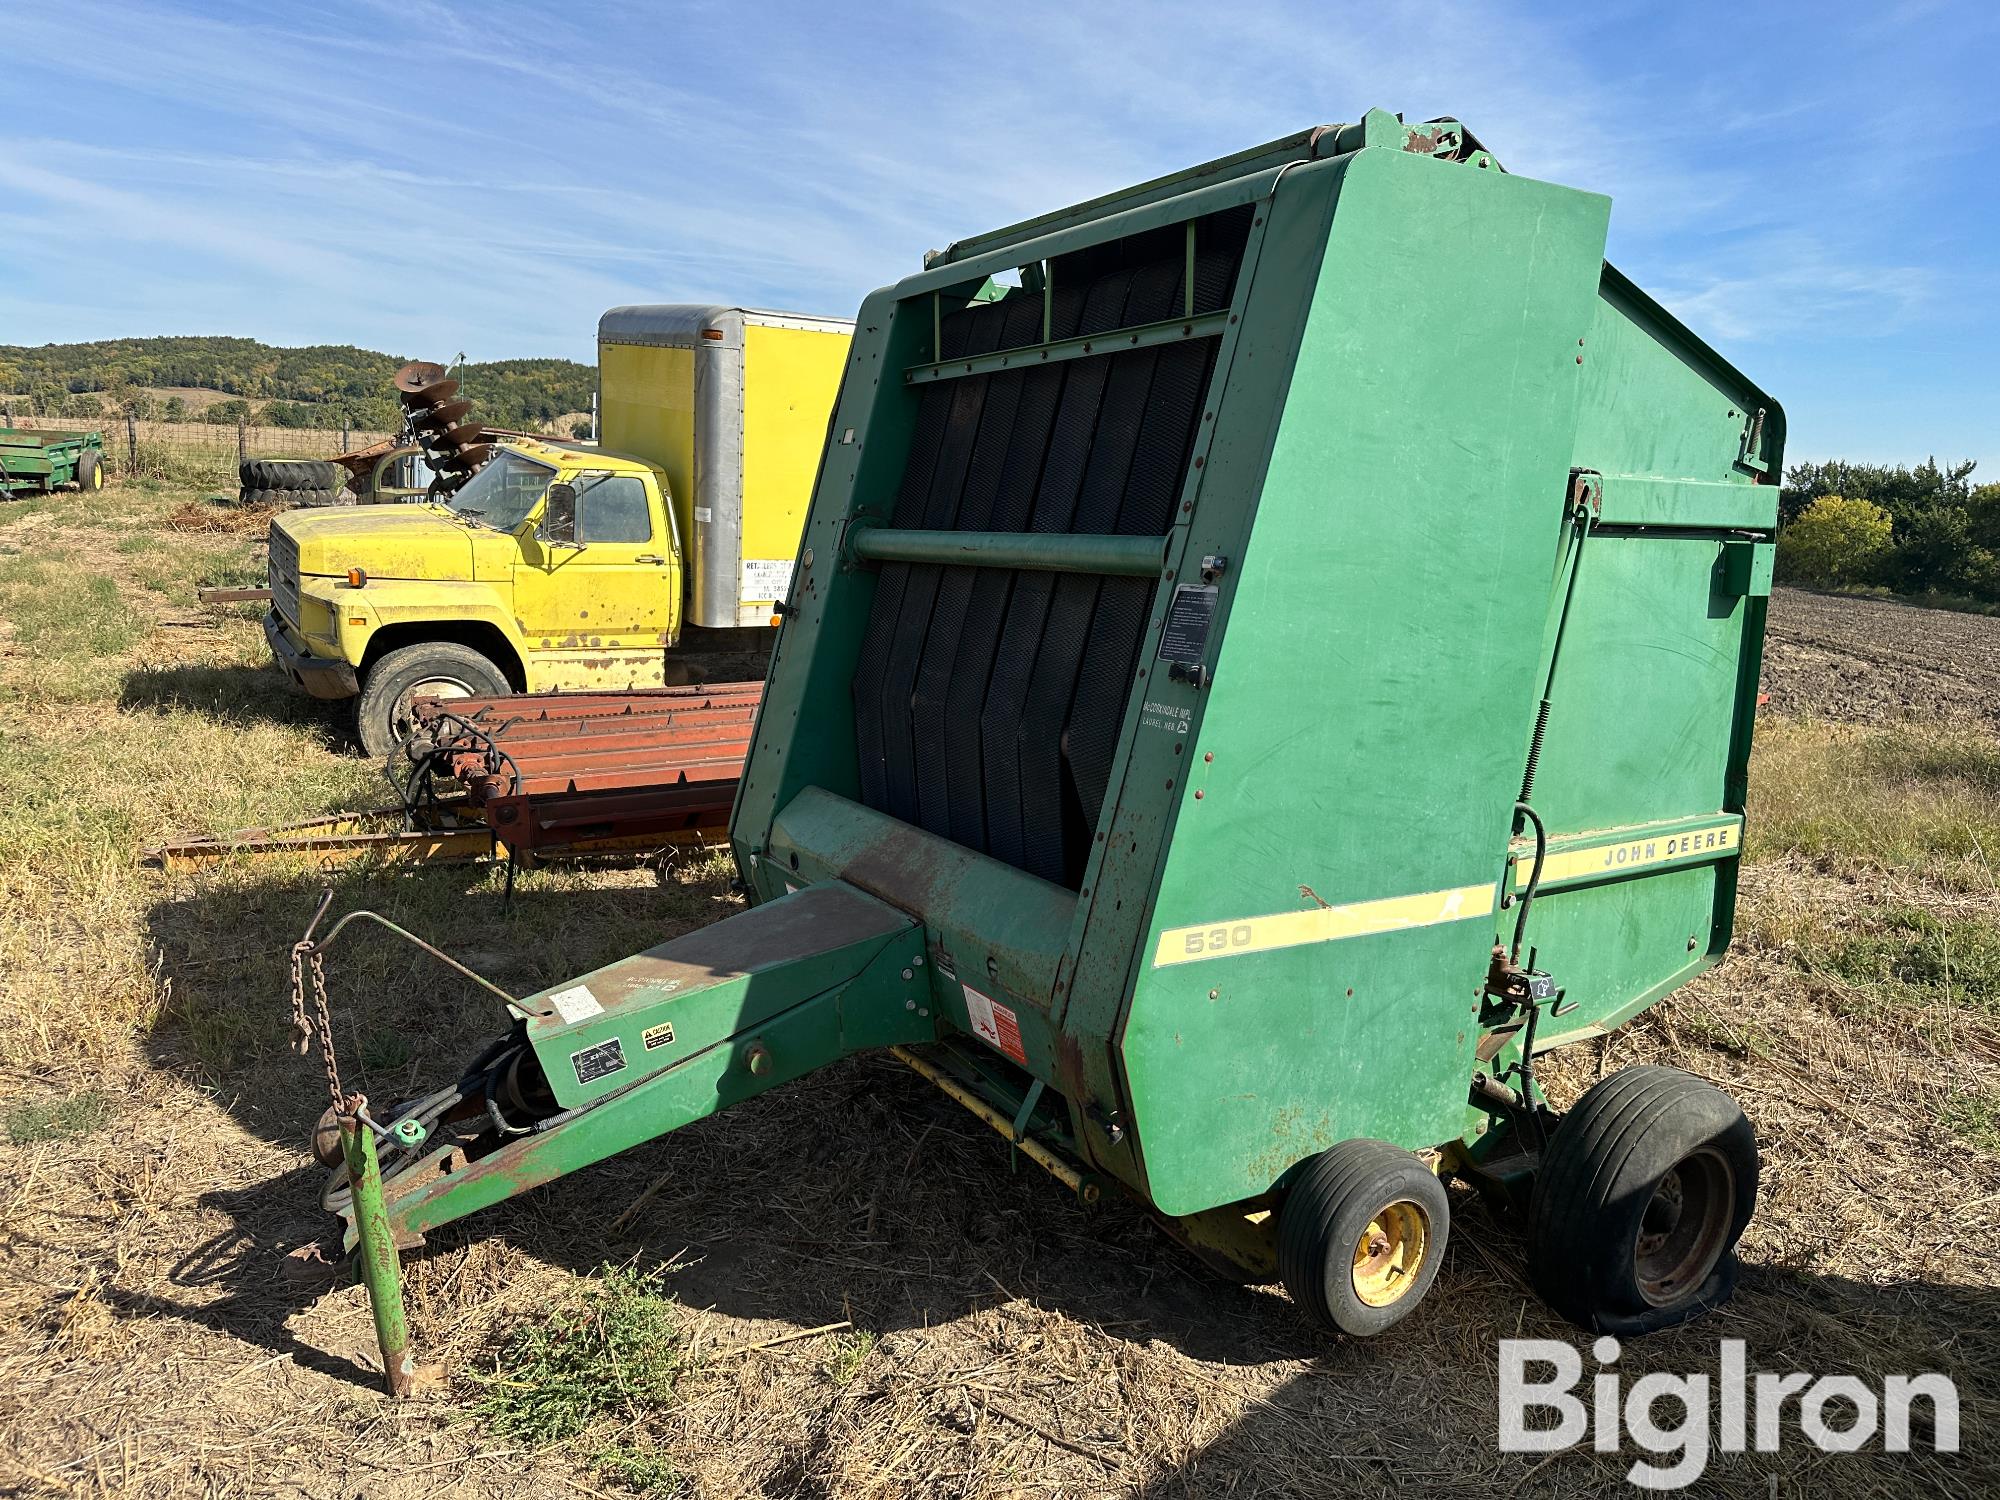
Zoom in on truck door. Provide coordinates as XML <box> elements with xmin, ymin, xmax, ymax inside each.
<box><xmin>513</xmin><ymin>472</ymin><xmax>681</xmax><ymax>657</ymax></box>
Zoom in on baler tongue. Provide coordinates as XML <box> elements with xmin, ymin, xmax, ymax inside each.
<box><xmin>316</xmin><ymin>881</ymin><xmax>931</xmax><ymax>1255</ymax></box>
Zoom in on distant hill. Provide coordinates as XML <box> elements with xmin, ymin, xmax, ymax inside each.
<box><xmin>0</xmin><ymin>335</ymin><xmax>595</xmax><ymax>432</ymax></box>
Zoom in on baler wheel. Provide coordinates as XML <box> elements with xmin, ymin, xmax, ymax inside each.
<box><xmin>1527</xmin><ymin>1065</ymin><xmax>1758</xmax><ymax>1334</ymax></box>
<box><xmin>1277</xmin><ymin>1139</ymin><xmax>1449</xmax><ymax>1336</ymax></box>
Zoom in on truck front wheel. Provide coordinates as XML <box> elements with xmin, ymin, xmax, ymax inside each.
<box><xmin>355</xmin><ymin>642</ymin><xmax>509</xmax><ymax>759</ymax></box>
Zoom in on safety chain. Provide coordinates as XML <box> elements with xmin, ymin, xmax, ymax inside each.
<box><xmin>289</xmin><ymin>939</ymin><xmax>346</xmax><ymax>1114</ymax></box>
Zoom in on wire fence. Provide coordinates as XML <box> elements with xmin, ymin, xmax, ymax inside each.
<box><xmin>3</xmin><ymin>413</ymin><xmax>395</xmax><ymax>491</ymax></box>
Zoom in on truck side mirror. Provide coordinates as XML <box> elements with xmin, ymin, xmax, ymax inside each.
<box><xmin>541</xmin><ymin>482</ymin><xmax>581</xmax><ymax>547</ymax></box>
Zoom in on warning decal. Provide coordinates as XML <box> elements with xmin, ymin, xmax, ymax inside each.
<box><xmin>961</xmin><ymin>983</ymin><xmax>1027</xmax><ymax>1064</ymax></box>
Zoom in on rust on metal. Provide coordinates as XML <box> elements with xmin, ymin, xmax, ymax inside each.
<box><xmin>409</xmin><ymin>684</ymin><xmax>760</xmax><ymax>861</ymax></box>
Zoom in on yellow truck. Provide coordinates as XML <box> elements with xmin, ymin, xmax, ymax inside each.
<box><xmin>264</xmin><ymin>305</ymin><xmax>853</xmax><ymax>756</ymax></box>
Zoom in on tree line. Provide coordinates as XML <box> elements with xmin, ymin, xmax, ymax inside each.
<box><xmin>1777</xmin><ymin>458</ymin><xmax>1999</xmax><ymax>605</ymax></box>
<box><xmin>0</xmin><ymin>335</ymin><xmax>595</xmax><ymax>433</ymax></box>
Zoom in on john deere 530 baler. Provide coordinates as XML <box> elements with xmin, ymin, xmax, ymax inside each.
<box><xmin>298</xmin><ymin>111</ymin><xmax>1783</xmax><ymax>1382</ymax></box>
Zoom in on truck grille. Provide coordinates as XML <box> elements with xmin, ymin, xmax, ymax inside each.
<box><xmin>268</xmin><ymin>524</ymin><xmax>300</xmax><ymax>626</ymax></box>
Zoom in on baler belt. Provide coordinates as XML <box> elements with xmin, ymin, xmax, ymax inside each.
<box><xmin>937</xmin><ymin>286</ymin><xmax>1091</xmax><ymax>853</ymax></box>
<box><xmin>1062</xmin><ymin>248</ymin><xmax>1237</xmax><ymax>836</ymax></box>
<box><xmin>917</xmin><ymin>286</ymin><xmax>1091</xmax><ymax>846</ymax></box>
<box><xmin>855</xmin><ymin>208</ymin><xmax>1251</xmax><ymax>888</ymax></box>
<box><xmin>979</xmin><ymin>265</ymin><xmax>1140</xmax><ymax>873</ymax></box>
<box><xmin>1013</xmin><ymin>256</ymin><xmax>1183</xmax><ymax>883</ymax></box>
<box><xmin>909</xmin><ymin>294</ymin><xmax>1052</xmax><ymax>834</ymax></box>
<box><xmin>873</xmin><ymin>302</ymin><xmax>1013</xmax><ymax>824</ymax></box>
<box><xmin>853</xmin><ymin>310</ymin><xmax>963</xmax><ymax>811</ymax></box>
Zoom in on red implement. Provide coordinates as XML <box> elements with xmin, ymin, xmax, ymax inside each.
<box><xmin>409</xmin><ymin>685</ymin><xmax>761</xmax><ymax>861</ymax></box>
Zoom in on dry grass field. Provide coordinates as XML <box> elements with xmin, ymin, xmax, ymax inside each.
<box><xmin>0</xmin><ymin>483</ymin><xmax>1996</xmax><ymax>1498</ymax></box>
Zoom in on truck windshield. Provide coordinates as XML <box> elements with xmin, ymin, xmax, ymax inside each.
<box><xmin>444</xmin><ymin>451</ymin><xmax>557</xmax><ymax>531</ymax></box>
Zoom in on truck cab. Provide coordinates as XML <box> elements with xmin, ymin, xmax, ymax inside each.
<box><xmin>265</xmin><ymin>303</ymin><xmax>854</xmax><ymax>757</ymax></box>
<box><xmin>266</xmin><ymin>438</ymin><xmax>690</xmax><ymax>756</ymax></box>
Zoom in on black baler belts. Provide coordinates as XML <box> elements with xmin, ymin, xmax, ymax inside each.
<box><xmin>870</xmin><ymin>303</ymin><xmax>1010</xmax><ymax>823</ymax></box>
<box><xmin>1063</xmin><ymin>332</ymin><xmax>1221</xmax><ymax>833</ymax></box>
<box><xmin>910</xmin><ymin>296</ymin><xmax>1047</xmax><ymax>835</ymax></box>
<box><xmin>928</xmin><ymin>289</ymin><xmax>1088</xmax><ymax>849</ymax></box>
<box><xmin>977</xmin><ymin>267</ymin><xmax>1137</xmax><ymax>871</ymax></box>
<box><xmin>853</xmin><ymin>214</ymin><xmax>1246</xmax><ymax>889</ymax></box>
<box><xmin>1014</xmin><ymin>257</ymin><xmax>1181</xmax><ymax>883</ymax></box>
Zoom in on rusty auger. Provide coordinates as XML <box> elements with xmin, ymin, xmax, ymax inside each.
<box><xmin>288</xmin><ymin>890</ymin><xmax>534</xmax><ymax>1397</ymax></box>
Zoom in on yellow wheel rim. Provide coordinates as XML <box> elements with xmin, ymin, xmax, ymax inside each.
<box><xmin>90</xmin><ymin>466</ymin><xmax>102</xmax><ymax>490</ymax></box>
<box><xmin>1351</xmin><ymin>1200</ymin><xmax>1430</xmax><ymax>1307</ymax></box>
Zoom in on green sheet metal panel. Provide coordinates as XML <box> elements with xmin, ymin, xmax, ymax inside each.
<box><xmin>1493</xmin><ymin>267</ymin><xmax>1783</xmax><ymax>1045</ymax></box>
<box><xmin>1119</xmin><ymin>146</ymin><xmax>1613</xmax><ymax>1215</ymax></box>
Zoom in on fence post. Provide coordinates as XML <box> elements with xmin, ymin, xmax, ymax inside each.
<box><xmin>341</xmin><ymin>415</ymin><xmax>350</xmax><ymax>452</ymax></box>
<box><xmin>238</xmin><ymin>418</ymin><xmax>247</xmax><ymax>468</ymax></box>
<box><xmin>126</xmin><ymin>412</ymin><xmax>138</xmax><ymax>475</ymax></box>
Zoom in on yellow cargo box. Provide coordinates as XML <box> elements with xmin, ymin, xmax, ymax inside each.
<box><xmin>598</xmin><ymin>305</ymin><xmax>853</xmax><ymax>628</ymax></box>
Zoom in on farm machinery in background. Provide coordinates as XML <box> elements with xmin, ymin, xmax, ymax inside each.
<box><xmin>242</xmin><ymin>358</ymin><xmax>528</xmax><ymax>508</ymax></box>
<box><xmin>329</xmin><ymin>360</ymin><xmax>504</xmax><ymax>504</ymax></box>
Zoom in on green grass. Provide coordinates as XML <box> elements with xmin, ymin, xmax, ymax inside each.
<box><xmin>1749</xmin><ymin>719</ymin><xmax>2000</xmax><ymax>890</ymax></box>
<box><xmin>820</xmin><ymin>1328</ymin><xmax>876</xmax><ymax>1386</ymax></box>
<box><xmin>594</xmin><ymin>1444</ymin><xmax>684</xmax><ymax>1495</ymax></box>
<box><xmin>5</xmin><ymin>1088</ymin><xmax>114</xmax><ymax>1144</ymax></box>
<box><xmin>474</xmin><ymin>1264</ymin><xmax>688</xmax><ymax>1489</ymax></box>
<box><xmin>1942</xmin><ymin>1089</ymin><xmax>2000</xmax><ymax>1154</ymax></box>
<box><xmin>1822</xmin><ymin>906</ymin><xmax>2000</xmax><ymax>1017</ymax></box>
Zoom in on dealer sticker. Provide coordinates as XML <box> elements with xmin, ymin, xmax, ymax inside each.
<box><xmin>548</xmin><ymin>984</ymin><xmax>604</xmax><ymax>1024</ymax></box>
<box><xmin>570</xmin><ymin>1036</ymin><xmax>626</xmax><ymax>1086</ymax></box>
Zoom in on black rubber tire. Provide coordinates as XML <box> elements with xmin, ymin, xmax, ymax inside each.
<box><xmin>238</xmin><ymin>487</ymin><xmax>279</xmax><ymax>507</ymax></box>
<box><xmin>1529</xmin><ymin>1065</ymin><xmax>1758</xmax><ymax>1335</ymax></box>
<box><xmin>246</xmin><ymin>458</ymin><xmax>339</xmax><ymax>490</ymax></box>
<box><xmin>73</xmin><ymin>449</ymin><xmax>104</xmax><ymax>492</ymax></box>
<box><xmin>1277</xmin><ymin>1139</ymin><xmax>1450</xmax><ymax>1336</ymax></box>
<box><xmin>355</xmin><ymin>641</ymin><xmax>510</xmax><ymax>759</ymax></box>
<box><xmin>286</xmin><ymin>488</ymin><xmax>341</xmax><ymax>508</ymax></box>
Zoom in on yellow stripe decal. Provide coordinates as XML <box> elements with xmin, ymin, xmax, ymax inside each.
<box><xmin>1513</xmin><ymin>817</ymin><xmax>1740</xmax><ymax>889</ymax></box>
<box><xmin>1153</xmin><ymin>882</ymin><xmax>1498</xmax><ymax>969</ymax></box>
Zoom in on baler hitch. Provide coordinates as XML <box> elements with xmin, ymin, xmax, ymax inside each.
<box><xmin>288</xmin><ymin>889</ymin><xmax>540</xmax><ymax>1396</ymax></box>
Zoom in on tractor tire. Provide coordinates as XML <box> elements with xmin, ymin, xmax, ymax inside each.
<box><xmin>1528</xmin><ymin>1065</ymin><xmax>1758</xmax><ymax>1335</ymax></box>
<box><xmin>277</xmin><ymin>459</ymin><xmax>338</xmax><ymax>490</ymax></box>
<box><xmin>355</xmin><ymin>641</ymin><xmax>510</xmax><ymax>759</ymax></box>
<box><xmin>238</xmin><ymin>487</ymin><xmax>276</xmax><ymax>507</ymax></box>
<box><xmin>73</xmin><ymin>449</ymin><xmax>105</xmax><ymax>493</ymax></box>
<box><xmin>1277</xmin><ymin>1139</ymin><xmax>1449</xmax><ymax>1337</ymax></box>
<box><xmin>287</xmin><ymin>488</ymin><xmax>341</xmax><ymax>508</ymax></box>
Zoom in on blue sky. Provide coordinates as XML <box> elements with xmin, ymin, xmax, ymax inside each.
<box><xmin>1</xmin><ymin>1</ymin><xmax>1994</xmax><ymax>471</ymax></box>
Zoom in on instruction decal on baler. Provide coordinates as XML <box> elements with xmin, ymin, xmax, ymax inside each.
<box><xmin>570</xmin><ymin>1036</ymin><xmax>626</xmax><ymax>1086</ymax></box>
<box><xmin>962</xmin><ymin>983</ymin><xmax>1027</xmax><ymax>1064</ymax></box>
<box><xmin>1157</xmin><ymin>585</ymin><xmax>1218</xmax><ymax>667</ymax></box>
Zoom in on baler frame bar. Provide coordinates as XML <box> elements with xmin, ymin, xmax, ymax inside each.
<box><xmin>846</xmin><ymin>526</ymin><xmax>1167</xmax><ymax>577</ymax></box>
<box><xmin>906</xmin><ymin>309</ymin><xmax>1231</xmax><ymax>386</ymax></box>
